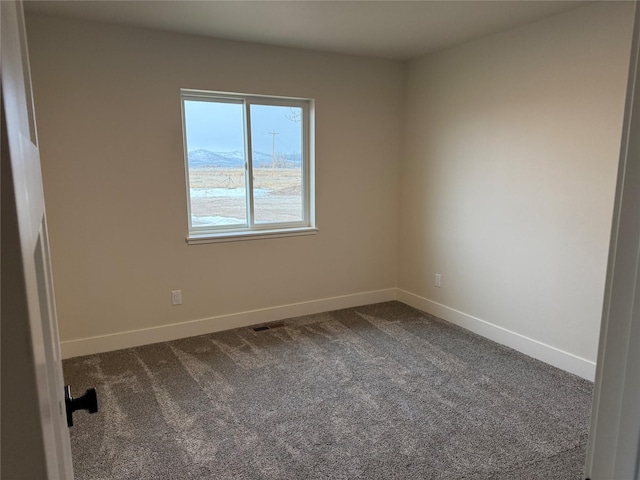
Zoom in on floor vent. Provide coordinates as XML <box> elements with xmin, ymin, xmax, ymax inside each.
<box><xmin>252</xmin><ymin>322</ymin><xmax>285</xmax><ymax>332</ymax></box>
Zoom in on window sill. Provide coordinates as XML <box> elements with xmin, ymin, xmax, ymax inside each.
<box><xmin>186</xmin><ymin>227</ymin><xmax>318</xmax><ymax>245</ymax></box>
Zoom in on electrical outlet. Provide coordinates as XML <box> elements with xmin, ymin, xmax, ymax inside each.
<box><xmin>171</xmin><ymin>290</ymin><xmax>182</xmax><ymax>305</ymax></box>
<box><xmin>435</xmin><ymin>274</ymin><xmax>442</xmax><ymax>288</ymax></box>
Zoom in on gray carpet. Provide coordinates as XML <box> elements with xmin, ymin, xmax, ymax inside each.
<box><xmin>63</xmin><ymin>301</ymin><xmax>592</xmax><ymax>479</ymax></box>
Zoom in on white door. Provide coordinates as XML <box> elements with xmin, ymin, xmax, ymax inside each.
<box><xmin>585</xmin><ymin>2</ymin><xmax>640</xmax><ymax>479</ymax></box>
<box><xmin>1</xmin><ymin>0</ymin><xmax>75</xmax><ymax>478</ymax></box>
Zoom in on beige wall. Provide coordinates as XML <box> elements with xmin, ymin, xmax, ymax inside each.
<box><xmin>400</xmin><ymin>2</ymin><xmax>634</xmax><ymax>363</ymax></box>
<box><xmin>26</xmin><ymin>15</ymin><xmax>404</xmax><ymax>343</ymax></box>
<box><xmin>26</xmin><ymin>3</ymin><xmax>634</xmax><ymax>369</ymax></box>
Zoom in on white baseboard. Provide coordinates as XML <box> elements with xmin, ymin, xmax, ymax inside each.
<box><xmin>397</xmin><ymin>289</ymin><xmax>596</xmax><ymax>381</ymax></box>
<box><xmin>60</xmin><ymin>288</ymin><xmax>398</xmax><ymax>359</ymax></box>
<box><xmin>61</xmin><ymin>287</ymin><xmax>597</xmax><ymax>381</ymax></box>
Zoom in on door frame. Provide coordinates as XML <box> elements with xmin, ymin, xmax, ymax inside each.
<box><xmin>585</xmin><ymin>2</ymin><xmax>640</xmax><ymax>478</ymax></box>
<box><xmin>1</xmin><ymin>0</ymin><xmax>75</xmax><ymax>477</ymax></box>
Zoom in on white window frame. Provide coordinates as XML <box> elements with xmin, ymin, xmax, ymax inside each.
<box><xmin>180</xmin><ymin>89</ymin><xmax>316</xmax><ymax>244</ymax></box>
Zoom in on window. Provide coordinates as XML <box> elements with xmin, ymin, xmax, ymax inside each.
<box><xmin>180</xmin><ymin>90</ymin><xmax>315</xmax><ymax>243</ymax></box>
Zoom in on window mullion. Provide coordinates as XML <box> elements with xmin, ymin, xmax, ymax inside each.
<box><xmin>244</xmin><ymin>100</ymin><xmax>255</xmax><ymax>228</ymax></box>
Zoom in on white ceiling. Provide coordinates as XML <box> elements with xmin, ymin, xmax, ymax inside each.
<box><xmin>24</xmin><ymin>0</ymin><xmax>589</xmax><ymax>60</ymax></box>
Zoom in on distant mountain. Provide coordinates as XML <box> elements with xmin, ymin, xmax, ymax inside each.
<box><xmin>188</xmin><ymin>149</ymin><xmax>301</xmax><ymax>168</ymax></box>
<box><xmin>187</xmin><ymin>150</ymin><xmax>243</xmax><ymax>168</ymax></box>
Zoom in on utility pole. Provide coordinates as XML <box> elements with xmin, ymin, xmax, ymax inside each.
<box><xmin>269</xmin><ymin>130</ymin><xmax>279</xmax><ymax>169</ymax></box>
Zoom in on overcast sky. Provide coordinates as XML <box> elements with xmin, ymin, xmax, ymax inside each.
<box><xmin>184</xmin><ymin>100</ymin><xmax>302</xmax><ymax>154</ymax></box>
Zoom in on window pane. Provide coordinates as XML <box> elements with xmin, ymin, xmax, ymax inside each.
<box><xmin>250</xmin><ymin>104</ymin><xmax>304</xmax><ymax>224</ymax></box>
<box><xmin>184</xmin><ymin>100</ymin><xmax>247</xmax><ymax>228</ymax></box>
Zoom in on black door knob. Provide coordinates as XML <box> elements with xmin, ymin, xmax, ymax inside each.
<box><xmin>64</xmin><ymin>385</ymin><xmax>98</xmax><ymax>427</ymax></box>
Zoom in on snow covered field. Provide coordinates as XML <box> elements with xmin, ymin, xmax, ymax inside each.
<box><xmin>188</xmin><ymin>167</ymin><xmax>303</xmax><ymax>226</ymax></box>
